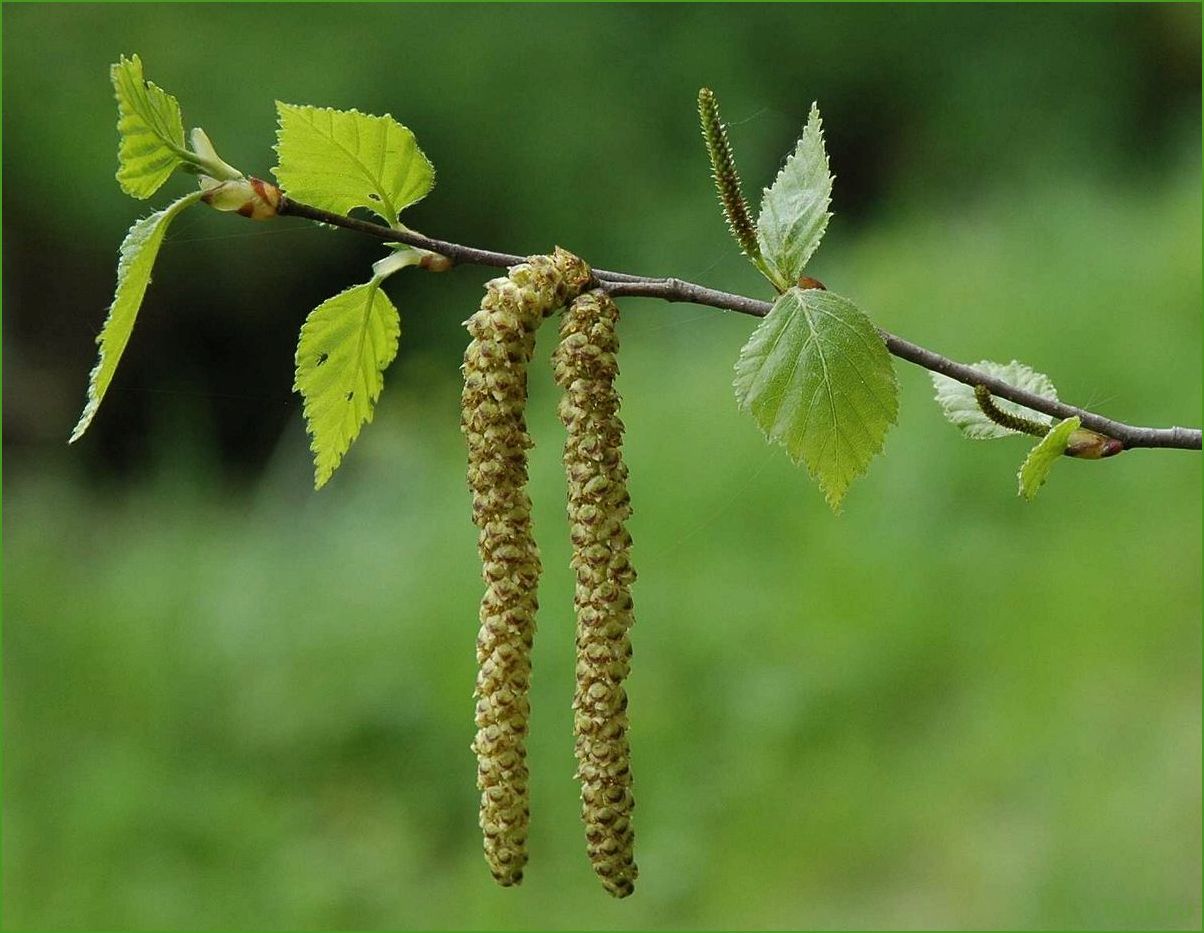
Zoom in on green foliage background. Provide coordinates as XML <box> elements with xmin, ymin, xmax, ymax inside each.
<box><xmin>3</xmin><ymin>4</ymin><xmax>1201</xmax><ymax>929</ymax></box>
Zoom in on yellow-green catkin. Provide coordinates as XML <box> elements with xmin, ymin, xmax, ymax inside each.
<box><xmin>553</xmin><ymin>289</ymin><xmax>638</xmax><ymax>898</ymax></box>
<box><xmin>462</xmin><ymin>248</ymin><xmax>591</xmax><ymax>887</ymax></box>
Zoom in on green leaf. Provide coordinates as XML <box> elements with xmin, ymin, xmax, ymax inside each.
<box><xmin>932</xmin><ymin>360</ymin><xmax>1058</xmax><ymax>439</ymax></box>
<box><xmin>294</xmin><ymin>279</ymin><xmax>401</xmax><ymax>488</ymax></box>
<box><xmin>111</xmin><ymin>54</ymin><xmax>188</xmax><ymax>199</ymax></box>
<box><xmin>70</xmin><ymin>191</ymin><xmax>205</xmax><ymax>443</ymax></box>
<box><xmin>756</xmin><ymin>102</ymin><xmax>833</xmax><ymax>291</ymax></box>
<box><xmin>272</xmin><ymin>103</ymin><xmax>434</xmax><ymax>226</ymax></box>
<box><xmin>734</xmin><ymin>287</ymin><xmax>899</xmax><ymax>511</ymax></box>
<box><xmin>1018</xmin><ymin>416</ymin><xmax>1080</xmax><ymax>500</ymax></box>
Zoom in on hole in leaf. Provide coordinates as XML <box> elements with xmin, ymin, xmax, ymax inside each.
<box><xmin>367</xmin><ymin>193</ymin><xmax>381</xmax><ymax>202</ymax></box>
<box><xmin>345</xmin><ymin>391</ymin><xmax>354</xmax><ymax>401</ymax></box>
<box><xmin>316</xmin><ymin>352</ymin><xmax>329</xmax><ymax>366</ymax></box>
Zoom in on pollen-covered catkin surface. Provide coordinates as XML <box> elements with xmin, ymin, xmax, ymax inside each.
<box><xmin>698</xmin><ymin>87</ymin><xmax>760</xmax><ymax>262</ymax></box>
<box><xmin>462</xmin><ymin>249</ymin><xmax>591</xmax><ymax>887</ymax></box>
<box><xmin>553</xmin><ymin>290</ymin><xmax>638</xmax><ymax>898</ymax></box>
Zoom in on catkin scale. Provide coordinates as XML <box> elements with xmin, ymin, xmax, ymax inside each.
<box><xmin>462</xmin><ymin>249</ymin><xmax>591</xmax><ymax>887</ymax></box>
<box><xmin>553</xmin><ymin>290</ymin><xmax>638</xmax><ymax>898</ymax></box>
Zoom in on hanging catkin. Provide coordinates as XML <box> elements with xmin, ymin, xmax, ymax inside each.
<box><xmin>552</xmin><ymin>289</ymin><xmax>638</xmax><ymax>898</ymax></box>
<box><xmin>462</xmin><ymin>248</ymin><xmax>591</xmax><ymax>886</ymax></box>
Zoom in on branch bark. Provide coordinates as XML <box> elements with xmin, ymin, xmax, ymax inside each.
<box><xmin>276</xmin><ymin>196</ymin><xmax>1202</xmax><ymax>452</ymax></box>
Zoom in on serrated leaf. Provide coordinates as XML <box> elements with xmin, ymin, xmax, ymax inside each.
<box><xmin>70</xmin><ymin>191</ymin><xmax>205</xmax><ymax>443</ymax></box>
<box><xmin>932</xmin><ymin>360</ymin><xmax>1058</xmax><ymax>439</ymax></box>
<box><xmin>294</xmin><ymin>279</ymin><xmax>401</xmax><ymax>488</ymax></box>
<box><xmin>734</xmin><ymin>287</ymin><xmax>898</xmax><ymax>510</ymax></box>
<box><xmin>111</xmin><ymin>54</ymin><xmax>188</xmax><ymax>199</ymax></box>
<box><xmin>1018</xmin><ymin>417</ymin><xmax>1079</xmax><ymax>500</ymax></box>
<box><xmin>756</xmin><ymin>102</ymin><xmax>833</xmax><ymax>291</ymax></box>
<box><xmin>273</xmin><ymin>103</ymin><xmax>434</xmax><ymax>226</ymax></box>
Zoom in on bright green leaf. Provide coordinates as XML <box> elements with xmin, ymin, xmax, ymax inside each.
<box><xmin>294</xmin><ymin>279</ymin><xmax>401</xmax><ymax>488</ymax></box>
<box><xmin>273</xmin><ymin>103</ymin><xmax>434</xmax><ymax>226</ymax></box>
<box><xmin>932</xmin><ymin>360</ymin><xmax>1058</xmax><ymax>439</ymax></box>
<box><xmin>70</xmin><ymin>191</ymin><xmax>205</xmax><ymax>443</ymax></box>
<box><xmin>734</xmin><ymin>287</ymin><xmax>898</xmax><ymax>511</ymax></box>
<box><xmin>1018</xmin><ymin>416</ymin><xmax>1080</xmax><ymax>501</ymax></box>
<box><xmin>756</xmin><ymin>102</ymin><xmax>833</xmax><ymax>291</ymax></box>
<box><xmin>111</xmin><ymin>54</ymin><xmax>188</xmax><ymax>199</ymax></box>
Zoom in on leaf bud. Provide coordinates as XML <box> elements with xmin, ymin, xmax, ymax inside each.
<box><xmin>1064</xmin><ymin>428</ymin><xmax>1123</xmax><ymax>459</ymax></box>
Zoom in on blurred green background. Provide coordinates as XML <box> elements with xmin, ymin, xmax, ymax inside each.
<box><xmin>3</xmin><ymin>3</ymin><xmax>1201</xmax><ymax>930</ymax></box>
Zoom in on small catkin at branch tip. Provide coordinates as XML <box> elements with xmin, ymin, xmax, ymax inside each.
<box><xmin>554</xmin><ymin>289</ymin><xmax>638</xmax><ymax>898</ymax></box>
<box><xmin>698</xmin><ymin>88</ymin><xmax>761</xmax><ymax>262</ymax></box>
<box><xmin>974</xmin><ymin>384</ymin><xmax>1049</xmax><ymax>438</ymax></box>
<box><xmin>462</xmin><ymin>248</ymin><xmax>593</xmax><ymax>887</ymax></box>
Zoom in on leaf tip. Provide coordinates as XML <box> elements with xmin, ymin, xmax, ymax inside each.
<box><xmin>67</xmin><ymin>410</ymin><xmax>92</xmax><ymax>445</ymax></box>
<box><xmin>822</xmin><ymin>485</ymin><xmax>848</xmax><ymax>515</ymax></box>
<box><xmin>110</xmin><ymin>52</ymin><xmax>140</xmax><ymax>81</ymax></box>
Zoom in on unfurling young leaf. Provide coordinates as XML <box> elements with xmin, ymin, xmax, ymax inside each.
<box><xmin>188</xmin><ymin>127</ymin><xmax>244</xmax><ymax>185</ymax></box>
<box><xmin>111</xmin><ymin>54</ymin><xmax>189</xmax><ymax>199</ymax></box>
<box><xmin>733</xmin><ymin>287</ymin><xmax>899</xmax><ymax>511</ymax></box>
<box><xmin>756</xmin><ymin>102</ymin><xmax>833</xmax><ymax>292</ymax></box>
<box><xmin>273</xmin><ymin>103</ymin><xmax>435</xmax><ymax>227</ymax></box>
<box><xmin>293</xmin><ymin>279</ymin><xmax>402</xmax><ymax>488</ymax></box>
<box><xmin>1018</xmin><ymin>416</ymin><xmax>1080</xmax><ymax>500</ymax></box>
<box><xmin>70</xmin><ymin>190</ymin><xmax>206</xmax><ymax>443</ymax></box>
<box><xmin>932</xmin><ymin>360</ymin><xmax>1058</xmax><ymax>439</ymax></box>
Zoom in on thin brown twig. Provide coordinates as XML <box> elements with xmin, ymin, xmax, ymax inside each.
<box><xmin>276</xmin><ymin>196</ymin><xmax>1202</xmax><ymax>452</ymax></box>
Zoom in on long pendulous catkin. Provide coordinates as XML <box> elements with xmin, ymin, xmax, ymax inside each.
<box><xmin>462</xmin><ymin>248</ymin><xmax>591</xmax><ymax>886</ymax></box>
<box><xmin>553</xmin><ymin>289</ymin><xmax>638</xmax><ymax>898</ymax></box>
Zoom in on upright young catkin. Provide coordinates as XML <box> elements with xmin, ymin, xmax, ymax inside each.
<box><xmin>553</xmin><ymin>289</ymin><xmax>638</xmax><ymax>898</ymax></box>
<box><xmin>462</xmin><ymin>248</ymin><xmax>591</xmax><ymax>886</ymax></box>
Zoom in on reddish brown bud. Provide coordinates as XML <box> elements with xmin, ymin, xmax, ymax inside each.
<box><xmin>1064</xmin><ymin>428</ymin><xmax>1123</xmax><ymax>459</ymax></box>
